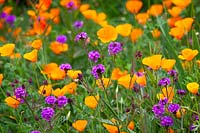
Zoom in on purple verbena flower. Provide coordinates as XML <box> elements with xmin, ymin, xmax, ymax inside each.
<box><xmin>0</xmin><ymin>12</ymin><xmax>7</xmax><ymax>19</ymax></box>
<box><xmin>73</xmin><ymin>20</ymin><xmax>83</xmax><ymax>29</ymax></box>
<box><xmin>88</xmin><ymin>50</ymin><xmax>100</xmax><ymax>63</ymax></box>
<box><xmin>45</xmin><ymin>96</ymin><xmax>57</xmax><ymax>105</ymax></box>
<box><xmin>177</xmin><ymin>89</ymin><xmax>186</xmax><ymax>95</ymax></box>
<box><xmin>57</xmin><ymin>96</ymin><xmax>68</xmax><ymax>108</ymax></box>
<box><xmin>6</xmin><ymin>15</ymin><xmax>16</xmax><ymax>25</ymax></box>
<box><xmin>135</xmin><ymin>72</ymin><xmax>144</xmax><ymax>77</ymax></box>
<box><xmin>160</xmin><ymin>116</ymin><xmax>173</xmax><ymax>127</ymax></box>
<box><xmin>168</xmin><ymin>103</ymin><xmax>180</xmax><ymax>113</ymax></box>
<box><xmin>41</xmin><ymin>107</ymin><xmax>55</xmax><ymax>122</ymax></box>
<box><xmin>56</xmin><ymin>35</ymin><xmax>67</xmax><ymax>44</ymax></box>
<box><xmin>14</xmin><ymin>86</ymin><xmax>27</xmax><ymax>99</ymax></box>
<box><xmin>66</xmin><ymin>1</ymin><xmax>77</xmax><ymax>10</ymax></box>
<box><xmin>190</xmin><ymin>124</ymin><xmax>197</xmax><ymax>131</ymax></box>
<box><xmin>91</xmin><ymin>64</ymin><xmax>105</xmax><ymax>79</ymax></box>
<box><xmin>75</xmin><ymin>32</ymin><xmax>88</xmax><ymax>42</ymax></box>
<box><xmin>159</xmin><ymin>98</ymin><xmax>168</xmax><ymax>105</ymax></box>
<box><xmin>60</xmin><ymin>63</ymin><xmax>72</xmax><ymax>71</ymax></box>
<box><xmin>168</xmin><ymin>70</ymin><xmax>177</xmax><ymax>77</ymax></box>
<box><xmin>29</xmin><ymin>130</ymin><xmax>41</xmax><ymax>133</ymax></box>
<box><xmin>108</xmin><ymin>42</ymin><xmax>123</xmax><ymax>55</ymax></box>
<box><xmin>158</xmin><ymin>77</ymin><xmax>170</xmax><ymax>87</ymax></box>
<box><xmin>152</xmin><ymin>103</ymin><xmax>165</xmax><ymax>118</ymax></box>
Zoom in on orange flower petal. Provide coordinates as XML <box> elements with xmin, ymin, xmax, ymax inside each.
<box><xmin>23</xmin><ymin>49</ymin><xmax>38</xmax><ymax>62</ymax></box>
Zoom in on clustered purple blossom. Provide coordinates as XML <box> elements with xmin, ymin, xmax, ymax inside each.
<box><xmin>45</xmin><ymin>96</ymin><xmax>57</xmax><ymax>105</ymax></box>
<box><xmin>14</xmin><ymin>86</ymin><xmax>27</xmax><ymax>99</ymax></box>
<box><xmin>75</xmin><ymin>32</ymin><xmax>88</xmax><ymax>42</ymax></box>
<box><xmin>0</xmin><ymin>12</ymin><xmax>16</xmax><ymax>26</ymax></box>
<box><xmin>158</xmin><ymin>98</ymin><xmax>168</xmax><ymax>105</ymax></box>
<box><xmin>152</xmin><ymin>103</ymin><xmax>165</xmax><ymax>118</ymax></box>
<box><xmin>60</xmin><ymin>63</ymin><xmax>72</xmax><ymax>71</ymax></box>
<box><xmin>0</xmin><ymin>12</ymin><xmax>7</xmax><ymax>19</ymax></box>
<box><xmin>158</xmin><ymin>77</ymin><xmax>170</xmax><ymax>87</ymax></box>
<box><xmin>57</xmin><ymin>96</ymin><xmax>68</xmax><ymax>108</ymax></box>
<box><xmin>29</xmin><ymin>131</ymin><xmax>41</xmax><ymax>133</ymax></box>
<box><xmin>177</xmin><ymin>89</ymin><xmax>186</xmax><ymax>96</ymax></box>
<box><xmin>168</xmin><ymin>103</ymin><xmax>180</xmax><ymax>113</ymax></box>
<box><xmin>88</xmin><ymin>50</ymin><xmax>100</xmax><ymax>63</ymax></box>
<box><xmin>160</xmin><ymin>116</ymin><xmax>174</xmax><ymax>127</ymax></box>
<box><xmin>91</xmin><ymin>64</ymin><xmax>105</xmax><ymax>79</ymax></box>
<box><xmin>73</xmin><ymin>20</ymin><xmax>83</xmax><ymax>29</ymax></box>
<box><xmin>108</xmin><ymin>42</ymin><xmax>123</xmax><ymax>55</ymax></box>
<box><xmin>168</xmin><ymin>70</ymin><xmax>177</xmax><ymax>77</ymax></box>
<box><xmin>56</xmin><ymin>35</ymin><xmax>67</xmax><ymax>44</ymax></box>
<box><xmin>41</xmin><ymin>107</ymin><xmax>55</xmax><ymax>122</ymax></box>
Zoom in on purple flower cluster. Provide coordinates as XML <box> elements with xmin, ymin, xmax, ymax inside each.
<box><xmin>75</xmin><ymin>32</ymin><xmax>88</xmax><ymax>42</ymax></box>
<box><xmin>66</xmin><ymin>1</ymin><xmax>77</xmax><ymax>10</ymax></box>
<box><xmin>41</xmin><ymin>107</ymin><xmax>55</xmax><ymax>122</ymax></box>
<box><xmin>14</xmin><ymin>86</ymin><xmax>27</xmax><ymax>99</ymax></box>
<box><xmin>29</xmin><ymin>131</ymin><xmax>41</xmax><ymax>133</ymax></box>
<box><xmin>57</xmin><ymin>96</ymin><xmax>68</xmax><ymax>108</ymax></box>
<box><xmin>60</xmin><ymin>63</ymin><xmax>72</xmax><ymax>71</ymax></box>
<box><xmin>177</xmin><ymin>89</ymin><xmax>186</xmax><ymax>96</ymax></box>
<box><xmin>168</xmin><ymin>70</ymin><xmax>177</xmax><ymax>77</ymax></box>
<box><xmin>73</xmin><ymin>20</ymin><xmax>83</xmax><ymax>29</ymax></box>
<box><xmin>88</xmin><ymin>50</ymin><xmax>100</xmax><ymax>63</ymax></box>
<box><xmin>168</xmin><ymin>103</ymin><xmax>180</xmax><ymax>113</ymax></box>
<box><xmin>56</xmin><ymin>35</ymin><xmax>67</xmax><ymax>44</ymax></box>
<box><xmin>160</xmin><ymin>116</ymin><xmax>174</xmax><ymax>127</ymax></box>
<box><xmin>45</xmin><ymin>96</ymin><xmax>57</xmax><ymax>105</ymax></box>
<box><xmin>108</xmin><ymin>42</ymin><xmax>123</xmax><ymax>55</ymax></box>
<box><xmin>152</xmin><ymin>103</ymin><xmax>165</xmax><ymax>118</ymax></box>
<box><xmin>158</xmin><ymin>98</ymin><xmax>168</xmax><ymax>105</ymax></box>
<box><xmin>158</xmin><ymin>77</ymin><xmax>170</xmax><ymax>87</ymax></box>
<box><xmin>91</xmin><ymin>64</ymin><xmax>105</xmax><ymax>79</ymax></box>
<box><xmin>0</xmin><ymin>12</ymin><xmax>16</xmax><ymax>26</ymax></box>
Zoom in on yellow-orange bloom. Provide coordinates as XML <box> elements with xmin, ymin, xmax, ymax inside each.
<box><xmin>142</xmin><ymin>55</ymin><xmax>162</xmax><ymax>70</ymax></box>
<box><xmin>163</xmin><ymin>0</ymin><xmax>172</xmax><ymax>9</ymax></box>
<box><xmin>111</xmin><ymin>68</ymin><xmax>128</xmax><ymax>80</ymax></box>
<box><xmin>5</xmin><ymin>96</ymin><xmax>20</xmax><ymax>108</ymax></box>
<box><xmin>38</xmin><ymin>84</ymin><xmax>52</xmax><ymax>96</ymax></box>
<box><xmin>103</xmin><ymin>123</ymin><xmax>119</xmax><ymax>133</ymax></box>
<box><xmin>0</xmin><ymin>74</ymin><xmax>3</xmax><ymax>86</ymax></box>
<box><xmin>116</xmin><ymin>23</ymin><xmax>132</xmax><ymax>37</ymax></box>
<box><xmin>118</xmin><ymin>74</ymin><xmax>136</xmax><ymax>89</ymax></box>
<box><xmin>135</xmin><ymin>13</ymin><xmax>149</xmax><ymax>25</ymax></box>
<box><xmin>82</xmin><ymin>10</ymin><xmax>97</xmax><ymax>20</ymax></box>
<box><xmin>172</xmin><ymin>0</ymin><xmax>191</xmax><ymax>8</ymax></box>
<box><xmin>178</xmin><ymin>48</ymin><xmax>198</xmax><ymax>61</ymax></box>
<box><xmin>167</xmin><ymin>16</ymin><xmax>182</xmax><ymax>27</ymax></box>
<box><xmin>130</xmin><ymin>28</ymin><xmax>143</xmax><ymax>42</ymax></box>
<box><xmin>97</xmin><ymin>25</ymin><xmax>118</xmax><ymax>43</ymax></box>
<box><xmin>187</xmin><ymin>82</ymin><xmax>199</xmax><ymax>94</ymax></box>
<box><xmin>169</xmin><ymin>27</ymin><xmax>185</xmax><ymax>40</ymax></box>
<box><xmin>175</xmin><ymin>18</ymin><xmax>194</xmax><ymax>32</ymax></box>
<box><xmin>148</xmin><ymin>4</ymin><xmax>163</xmax><ymax>17</ymax></box>
<box><xmin>33</xmin><ymin>19</ymin><xmax>51</xmax><ymax>35</ymax></box>
<box><xmin>157</xmin><ymin>87</ymin><xmax>174</xmax><ymax>103</ymax></box>
<box><xmin>161</xmin><ymin>58</ymin><xmax>176</xmax><ymax>71</ymax></box>
<box><xmin>0</xmin><ymin>0</ymin><xmax>5</xmax><ymax>4</ymax></box>
<box><xmin>31</xmin><ymin>39</ymin><xmax>43</xmax><ymax>50</ymax></box>
<box><xmin>49</xmin><ymin>67</ymin><xmax>66</xmax><ymax>80</ymax></box>
<box><xmin>84</xmin><ymin>95</ymin><xmax>100</xmax><ymax>109</ymax></box>
<box><xmin>96</xmin><ymin>78</ymin><xmax>112</xmax><ymax>89</ymax></box>
<box><xmin>125</xmin><ymin>0</ymin><xmax>143</xmax><ymax>14</ymax></box>
<box><xmin>67</xmin><ymin>70</ymin><xmax>82</xmax><ymax>79</ymax></box>
<box><xmin>168</xmin><ymin>6</ymin><xmax>183</xmax><ymax>17</ymax></box>
<box><xmin>128</xmin><ymin>121</ymin><xmax>135</xmax><ymax>130</ymax></box>
<box><xmin>135</xmin><ymin>74</ymin><xmax>146</xmax><ymax>87</ymax></box>
<box><xmin>176</xmin><ymin>108</ymin><xmax>186</xmax><ymax>118</ymax></box>
<box><xmin>79</xmin><ymin>4</ymin><xmax>90</xmax><ymax>12</ymax></box>
<box><xmin>0</xmin><ymin>43</ymin><xmax>15</xmax><ymax>56</ymax></box>
<box><xmin>49</xmin><ymin>41</ymin><xmax>68</xmax><ymax>54</ymax></box>
<box><xmin>151</xmin><ymin>28</ymin><xmax>161</xmax><ymax>39</ymax></box>
<box><xmin>72</xmin><ymin>120</ymin><xmax>88</xmax><ymax>132</ymax></box>
<box><xmin>23</xmin><ymin>49</ymin><xmax>38</xmax><ymax>62</ymax></box>
<box><xmin>62</xmin><ymin>82</ymin><xmax>77</xmax><ymax>94</ymax></box>
<box><xmin>52</xmin><ymin>88</ymin><xmax>65</xmax><ymax>97</ymax></box>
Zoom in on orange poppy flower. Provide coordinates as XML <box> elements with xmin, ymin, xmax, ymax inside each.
<box><xmin>118</xmin><ymin>74</ymin><xmax>136</xmax><ymax>89</ymax></box>
<box><xmin>12</xmin><ymin>27</ymin><xmax>22</xmax><ymax>38</ymax></box>
<box><xmin>151</xmin><ymin>28</ymin><xmax>161</xmax><ymax>38</ymax></box>
<box><xmin>142</xmin><ymin>55</ymin><xmax>162</xmax><ymax>70</ymax></box>
<box><xmin>163</xmin><ymin>0</ymin><xmax>172</xmax><ymax>9</ymax></box>
<box><xmin>49</xmin><ymin>41</ymin><xmax>68</xmax><ymax>54</ymax></box>
<box><xmin>36</xmin><ymin>0</ymin><xmax>52</xmax><ymax>11</ymax></box>
<box><xmin>97</xmin><ymin>25</ymin><xmax>118</xmax><ymax>43</ymax></box>
<box><xmin>72</xmin><ymin>120</ymin><xmax>88</xmax><ymax>132</ymax></box>
<box><xmin>49</xmin><ymin>67</ymin><xmax>66</xmax><ymax>80</ymax></box>
<box><xmin>176</xmin><ymin>108</ymin><xmax>186</xmax><ymax>118</ymax></box>
<box><xmin>174</xmin><ymin>18</ymin><xmax>194</xmax><ymax>32</ymax></box>
<box><xmin>33</xmin><ymin>19</ymin><xmax>52</xmax><ymax>35</ymax></box>
<box><xmin>5</xmin><ymin>96</ymin><xmax>20</xmax><ymax>108</ymax></box>
<box><xmin>94</xmin><ymin>12</ymin><xmax>106</xmax><ymax>23</ymax></box>
<box><xmin>169</xmin><ymin>27</ymin><xmax>185</xmax><ymax>40</ymax></box>
<box><xmin>0</xmin><ymin>43</ymin><xmax>15</xmax><ymax>57</ymax></box>
<box><xmin>111</xmin><ymin>68</ymin><xmax>128</xmax><ymax>80</ymax></box>
<box><xmin>148</xmin><ymin>4</ymin><xmax>163</xmax><ymax>17</ymax></box>
<box><xmin>23</xmin><ymin>49</ymin><xmax>38</xmax><ymax>62</ymax></box>
<box><xmin>0</xmin><ymin>36</ymin><xmax>6</xmax><ymax>42</ymax></box>
<box><xmin>135</xmin><ymin>74</ymin><xmax>146</xmax><ymax>87</ymax></box>
<box><xmin>125</xmin><ymin>0</ymin><xmax>143</xmax><ymax>14</ymax></box>
<box><xmin>187</xmin><ymin>82</ymin><xmax>199</xmax><ymax>94</ymax></box>
<box><xmin>197</xmin><ymin>60</ymin><xmax>200</xmax><ymax>66</ymax></box>
<box><xmin>84</xmin><ymin>95</ymin><xmax>100</xmax><ymax>109</ymax></box>
<box><xmin>31</xmin><ymin>39</ymin><xmax>43</xmax><ymax>50</ymax></box>
<box><xmin>96</xmin><ymin>78</ymin><xmax>112</xmax><ymax>89</ymax></box>
<box><xmin>10</xmin><ymin>53</ymin><xmax>21</xmax><ymax>59</ymax></box>
<box><xmin>79</xmin><ymin>4</ymin><xmax>90</xmax><ymax>12</ymax></box>
<box><xmin>27</xmin><ymin>10</ymin><xmax>37</xmax><ymax>20</ymax></box>
<box><xmin>38</xmin><ymin>84</ymin><xmax>52</xmax><ymax>96</ymax></box>
<box><xmin>168</xmin><ymin>6</ymin><xmax>183</xmax><ymax>17</ymax></box>
<box><xmin>178</xmin><ymin>48</ymin><xmax>198</xmax><ymax>61</ymax></box>
<box><xmin>130</xmin><ymin>28</ymin><xmax>143</xmax><ymax>42</ymax></box>
<box><xmin>116</xmin><ymin>23</ymin><xmax>132</xmax><ymax>37</ymax></box>
<box><xmin>167</xmin><ymin>16</ymin><xmax>182</xmax><ymax>27</ymax></box>
<box><xmin>62</xmin><ymin>82</ymin><xmax>77</xmax><ymax>94</ymax></box>
<box><xmin>50</xmin><ymin>8</ymin><xmax>60</xmax><ymax>24</ymax></box>
<box><xmin>0</xmin><ymin>0</ymin><xmax>5</xmax><ymax>4</ymax></box>
<box><xmin>0</xmin><ymin>74</ymin><xmax>3</xmax><ymax>86</ymax></box>
<box><xmin>82</xmin><ymin>10</ymin><xmax>97</xmax><ymax>20</ymax></box>
<box><xmin>135</xmin><ymin>13</ymin><xmax>149</xmax><ymax>25</ymax></box>
<box><xmin>41</xmin><ymin>63</ymin><xmax>58</xmax><ymax>75</ymax></box>
<box><xmin>67</xmin><ymin>70</ymin><xmax>82</xmax><ymax>79</ymax></box>
<box><xmin>157</xmin><ymin>87</ymin><xmax>174</xmax><ymax>103</ymax></box>
<box><xmin>128</xmin><ymin>121</ymin><xmax>135</xmax><ymax>130</ymax></box>
<box><xmin>161</xmin><ymin>58</ymin><xmax>176</xmax><ymax>71</ymax></box>
<box><xmin>172</xmin><ymin>0</ymin><xmax>191</xmax><ymax>8</ymax></box>
<box><xmin>52</xmin><ymin>88</ymin><xmax>65</xmax><ymax>97</ymax></box>
<box><xmin>3</xmin><ymin>6</ymin><xmax>13</xmax><ymax>14</ymax></box>
<box><xmin>103</xmin><ymin>123</ymin><xmax>119</xmax><ymax>133</ymax></box>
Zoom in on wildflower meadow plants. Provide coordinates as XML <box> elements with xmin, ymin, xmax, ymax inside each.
<box><xmin>0</xmin><ymin>0</ymin><xmax>200</xmax><ymax>132</ymax></box>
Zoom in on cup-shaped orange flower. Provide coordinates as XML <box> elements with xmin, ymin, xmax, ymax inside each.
<box><xmin>94</xmin><ymin>12</ymin><xmax>107</xmax><ymax>25</ymax></box>
<box><xmin>135</xmin><ymin>13</ymin><xmax>149</xmax><ymax>25</ymax></box>
<box><xmin>135</xmin><ymin>74</ymin><xmax>146</xmax><ymax>87</ymax></box>
<box><xmin>84</xmin><ymin>95</ymin><xmax>100</xmax><ymax>109</ymax></box>
<box><xmin>148</xmin><ymin>4</ymin><xmax>163</xmax><ymax>17</ymax></box>
<box><xmin>118</xmin><ymin>74</ymin><xmax>136</xmax><ymax>89</ymax></box>
<box><xmin>72</xmin><ymin>120</ymin><xmax>88</xmax><ymax>132</ymax></box>
<box><xmin>67</xmin><ymin>70</ymin><xmax>82</xmax><ymax>79</ymax></box>
<box><xmin>62</xmin><ymin>82</ymin><xmax>77</xmax><ymax>94</ymax></box>
<box><xmin>116</xmin><ymin>23</ymin><xmax>132</xmax><ymax>37</ymax></box>
<box><xmin>163</xmin><ymin>0</ymin><xmax>172</xmax><ymax>9</ymax></box>
<box><xmin>96</xmin><ymin>78</ymin><xmax>112</xmax><ymax>89</ymax></box>
<box><xmin>161</xmin><ymin>58</ymin><xmax>176</xmax><ymax>71</ymax></box>
<box><xmin>82</xmin><ymin>10</ymin><xmax>97</xmax><ymax>20</ymax></box>
<box><xmin>97</xmin><ymin>25</ymin><xmax>118</xmax><ymax>43</ymax></box>
<box><xmin>52</xmin><ymin>88</ymin><xmax>65</xmax><ymax>97</ymax></box>
<box><xmin>125</xmin><ymin>0</ymin><xmax>143</xmax><ymax>14</ymax></box>
<box><xmin>79</xmin><ymin>4</ymin><xmax>90</xmax><ymax>12</ymax></box>
<box><xmin>175</xmin><ymin>18</ymin><xmax>194</xmax><ymax>32</ymax></box>
<box><xmin>168</xmin><ymin>6</ymin><xmax>182</xmax><ymax>17</ymax></box>
<box><xmin>38</xmin><ymin>84</ymin><xmax>52</xmax><ymax>96</ymax></box>
<box><xmin>0</xmin><ymin>43</ymin><xmax>15</xmax><ymax>56</ymax></box>
<box><xmin>187</xmin><ymin>82</ymin><xmax>199</xmax><ymax>94</ymax></box>
<box><xmin>178</xmin><ymin>48</ymin><xmax>198</xmax><ymax>61</ymax></box>
<box><xmin>111</xmin><ymin>68</ymin><xmax>128</xmax><ymax>80</ymax></box>
<box><xmin>142</xmin><ymin>55</ymin><xmax>162</xmax><ymax>70</ymax></box>
<box><xmin>157</xmin><ymin>87</ymin><xmax>174</xmax><ymax>103</ymax></box>
<box><xmin>49</xmin><ymin>67</ymin><xmax>66</xmax><ymax>80</ymax></box>
<box><xmin>130</xmin><ymin>28</ymin><xmax>143</xmax><ymax>42</ymax></box>
<box><xmin>169</xmin><ymin>27</ymin><xmax>185</xmax><ymax>40</ymax></box>
<box><xmin>0</xmin><ymin>74</ymin><xmax>3</xmax><ymax>86</ymax></box>
<box><xmin>5</xmin><ymin>96</ymin><xmax>20</xmax><ymax>108</ymax></box>
<box><xmin>0</xmin><ymin>0</ymin><xmax>5</xmax><ymax>4</ymax></box>
<box><xmin>103</xmin><ymin>123</ymin><xmax>119</xmax><ymax>133</ymax></box>
<box><xmin>128</xmin><ymin>121</ymin><xmax>135</xmax><ymax>130</ymax></box>
<box><xmin>172</xmin><ymin>0</ymin><xmax>191</xmax><ymax>8</ymax></box>
<box><xmin>167</xmin><ymin>16</ymin><xmax>182</xmax><ymax>27</ymax></box>
<box><xmin>49</xmin><ymin>41</ymin><xmax>68</xmax><ymax>54</ymax></box>
<box><xmin>23</xmin><ymin>49</ymin><xmax>38</xmax><ymax>62</ymax></box>
<box><xmin>151</xmin><ymin>29</ymin><xmax>161</xmax><ymax>39</ymax></box>
<box><xmin>31</xmin><ymin>39</ymin><xmax>43</xmax><ymax>50</ymax></box>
